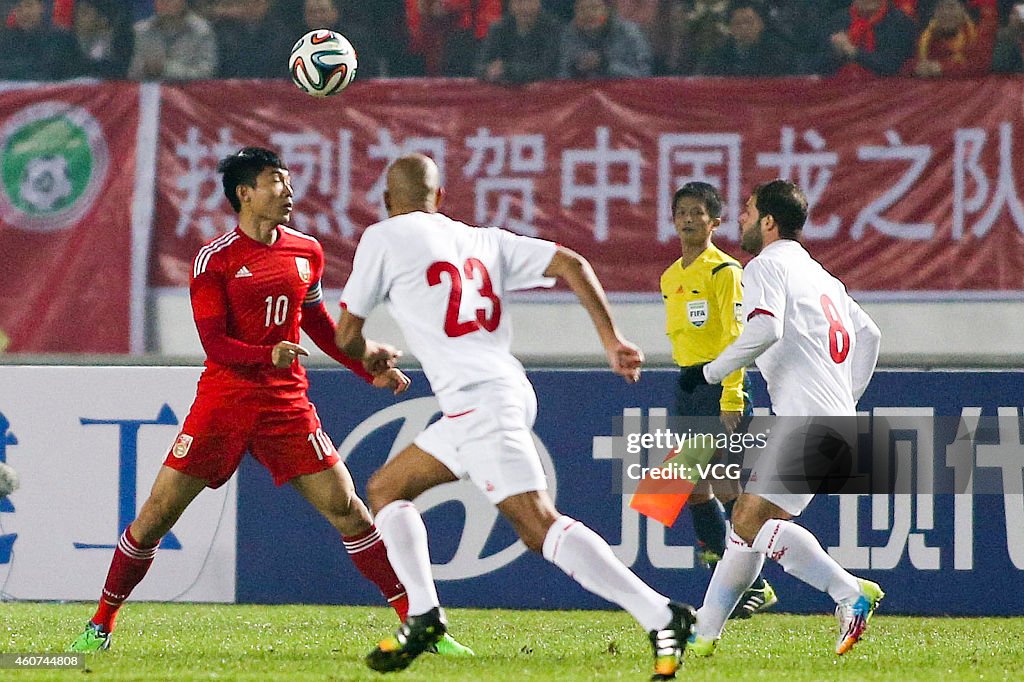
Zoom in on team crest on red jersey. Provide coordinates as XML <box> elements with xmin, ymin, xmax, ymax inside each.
<box><xmin>172</xmin><ymin>433</ymin><xmax>193</xmax><ymax>459</ymax></box>
<box><xmin>295</xmin><ymin>257</ymin><xmax>311</xmax><ymax>283</ymax></box>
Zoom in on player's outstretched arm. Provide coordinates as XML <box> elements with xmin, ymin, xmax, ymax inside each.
<box><xmin>300</xmin><ymin>298</ymin><xmax>376</xmax><ymax>383</ymax></box>
<box><xmin>335</xmin><ymin>309</ymin><xmax>406</xmax><ymax>381</ymax></box>
<box><xmin>543</xmin><ymin>246</ymin><xmax>644</xmax><ymax>383</ymax></box>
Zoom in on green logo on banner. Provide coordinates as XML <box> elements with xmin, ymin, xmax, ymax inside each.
<box><xmin>0</xmin><ymin>101</ymin><xmax>109</xmax><ymax>232</ymax></box>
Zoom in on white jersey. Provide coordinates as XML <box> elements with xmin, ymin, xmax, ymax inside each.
<box><xmin>743</xmin><ymin>240</ymin><xmax>878</xmax><ymax>415</ymax></box>
<box><xmin>708</xmin><ymin>240</ymin><xmax>880</xmax><ymax>416</ymax></box>
<box><xmin>341</xmin><ymin>211</ymin><xmax>557</xmax><ymax>409</ymax></box>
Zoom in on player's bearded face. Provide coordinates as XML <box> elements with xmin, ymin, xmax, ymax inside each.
<box><xmin>739</xmin><ymin>197</ymin><xmax>764</xmax><ymax>255</ymax></box>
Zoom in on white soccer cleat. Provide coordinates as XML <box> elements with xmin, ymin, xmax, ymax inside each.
<box><xmin>835</xmin><ymin>578</ymin><xmax>884</xmax><ymax>655</ymax></box>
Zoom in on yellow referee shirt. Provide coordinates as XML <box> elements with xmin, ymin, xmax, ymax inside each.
<box><xmin>661</xmin><ymin>244</ymin><xmax>746</xmax><ymax>412</ymax></box>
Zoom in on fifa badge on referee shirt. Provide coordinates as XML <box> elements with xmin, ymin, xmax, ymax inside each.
<box><xmin>687</xmin><ymin>300</ymin><xmax>708</xmax><ymax>328</ymax></box>
<box><xmin>172</xmin><ymin>433</ymin><xmax>193</xmax><ymax>459</ymax></box>
<box><xmin>295</xmin><ymin>257</ymin><xmax>311</xmax><ymax>283</ymax></box>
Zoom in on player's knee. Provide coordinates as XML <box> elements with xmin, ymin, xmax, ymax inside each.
<box><xmin>513</xmin><ymin>509</ymin><xmax>560</xmax><ymax>554</ymax></box>
<box><xmin>731</xmin><ymin>508</ymin><xmax>764</xmax><ymax>545</ymax></box>
<box><xmin>365</xmin><ymin>470</ymin><xmax>399</xmax><ymax>514</ymax></box>
<box><xmin>133</xmin><ymin>499</ymin><xmax>177</xmax><ymax>544</ymax></box>
<box><xmin>689</xmin><ymin>492</ymin><xmax>713</xmax><ymax>505</ymax></box>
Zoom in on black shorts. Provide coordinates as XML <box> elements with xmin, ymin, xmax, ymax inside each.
<box><xmin>673</xmin><ymin>367</ymin><xmax>753</xmax><ymax>466</ymax></box>
<box><xmin>674</xmin><ymin>367</ymin><xmax>753</xmax><ymax>419</ymax></box>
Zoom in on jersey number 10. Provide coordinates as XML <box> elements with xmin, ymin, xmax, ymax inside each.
<box><xmin>427</xmin><ymin>259</ymin><xmax>502</xmax><ymax>338</ymax></box>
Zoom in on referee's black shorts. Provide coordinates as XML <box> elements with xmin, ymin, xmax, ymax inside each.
<box><xmin>674</xmin><ymin>367</ymin><xmax>753</xmax><ymax>420</ymax></box>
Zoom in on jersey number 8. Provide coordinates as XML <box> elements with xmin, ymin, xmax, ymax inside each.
<box><xmin>820</xmin><ymin>294</ymin><xmax>850</xmax><ymax>364</ymax></box>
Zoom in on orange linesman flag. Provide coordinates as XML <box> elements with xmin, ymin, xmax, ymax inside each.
<box><xmin>629</xmin><ymin>437</ymin><xmax>717</xmax><ymax>527</ymax></box>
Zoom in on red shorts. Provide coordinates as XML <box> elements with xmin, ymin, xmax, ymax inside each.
<box><xmin>163</xmin><ymin>384</ymin><xmax>339</xmax><ymax>488</ymax></box>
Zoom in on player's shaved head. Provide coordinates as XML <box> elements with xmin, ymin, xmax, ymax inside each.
<box><xmin>385</xmin><ymin>154</ymin><xmax>442</xmax><ymax>216</ymax></box>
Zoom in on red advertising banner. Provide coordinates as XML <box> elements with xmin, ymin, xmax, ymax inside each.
<box><xmin>151</xmin><ymin>77</ymin><xmax>1024</xmax><ymax>294</ymax></box>
<box><xmin>0</xmin><ymin>82</ymin><xmax>138</xmax><ymax>353</ymax></box>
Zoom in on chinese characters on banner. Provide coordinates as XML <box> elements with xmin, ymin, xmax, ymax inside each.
<box><xmin>152</xmin><ymin>78</ymin><xmax>1024</xmax><ymax>293</ymax></box>
<box><xmin>3</xmin><ymin>77</ymin><xmax>1023</xmax><ymax>353</ymax></box>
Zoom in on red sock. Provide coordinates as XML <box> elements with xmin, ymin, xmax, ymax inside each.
<box><xmin>343</xmin><ymin>526</ymin><xmax>409</xmax><ymax>621</ymax></box>
<box><xmin>91</xmin><ymin>527</ymin><xmax>158</xmax><ymax>632</ymax></box>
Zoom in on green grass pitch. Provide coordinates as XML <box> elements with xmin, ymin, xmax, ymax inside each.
<box><xmin>4</xmin><ymin>602</ymin><xmax>1024</xmax><ymax>681</ymax></box>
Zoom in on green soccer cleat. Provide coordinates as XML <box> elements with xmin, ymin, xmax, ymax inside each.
<box><xmin>835</xmin><ymin>578</ymin><xmax>884</xmax><ymax>655</ymax></box>
<box><xmin>686</xmin><ymin>633</ymin><xmax>719</xmax><ymax>658</ymax></box>
<box><xmin>696</xmin><ymin>549</ymin><xmax>722</xmax><ymax>570</ymax></box>
<box><xmin>69</xmin><ymin>622</ymin><xmax>110</xmax><ymax>652</ymax></box>
<box><xmin>649</xmin><ymin>601</ymin><xmax>696</xmax><ymax>680</ymax></box>
<box><xmin>432</xmin><ymin>632</ymin><xmax>475</xmax><ymax>657</ymax></box>
<box><xmin>730</xmin><ymin>579</ymin><xmax>779</xmax><ymax>620</ymax></box>
<box><xmin>366</xmin><ymin>607</ymin><xmax>447</xmax><ymax>673</ymax></box>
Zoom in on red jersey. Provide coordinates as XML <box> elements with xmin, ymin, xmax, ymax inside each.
<box><xmin>190</xmin><ymin>225</ymin><xmax>367</xmax><ymax>398</ymax></box>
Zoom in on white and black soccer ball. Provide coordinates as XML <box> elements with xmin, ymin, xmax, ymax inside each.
<box><xmin>0</xmin><ymin>461</ymin><xmax>19</xmax><ymax>499</ymax></box>
<box><xmin>288</xmin><ymin>29</ymin><xmax>358</xmax><ymax>97</ymax></box>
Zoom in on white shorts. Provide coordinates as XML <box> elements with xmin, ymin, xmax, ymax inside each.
<box><xmin>745</xmin><ymin>417</ymin><xmax>858</xmax><ymax>517</ymax></box>
<box><xmin>414</xmin><ymin>375</ymin><xmax>547</xmax><ymax>504</ymax></box>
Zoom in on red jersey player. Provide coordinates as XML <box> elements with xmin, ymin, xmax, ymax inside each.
<box><xmin>70</xmin><ymin>147</ymin><xmax>472</xmax><ymax>657</ymax></box>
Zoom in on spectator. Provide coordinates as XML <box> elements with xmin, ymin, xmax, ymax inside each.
<box><xmin>653</xmin><ymin>0</ymin><xmax>730</xmax><ymax>75</ymax></box>
<box><xmin>70</xmin><ymin>0</ymin><xmax>134</xmax><ymax>78</ymax></box>
<box><xmin>405</xmin><ymin>0</ymin><xmax>502</xmax><ymax>76</ymax></box>
<box><xmin>558</xmin><ymin>0</ymin><xmax>652</xmax><ymax>78</ymax></box>
<box><xmin>209</xmin><ymin>0</ymin><xmax>293</xmax><ymax>78</ymax></box>
<box><xmin>544</xmin><ymin>0</ymin><xmax>575</xmax><ymax>21</ymax></box>
<box><xmin>613</xmin><ymin>0</ymin><xmax>659</xmax><ymax>41</ymax></box>
<box><xmin>749</xmin><ymin>0</ymin><xmax>830</xmax><ymax>73</ymax></box>
<box><xmin>128</xmin><ymin>0</ymin><xmax>216</xmax><ymax>80</ymax></box>
<box><xmin>904</xmin><ymin>0</ymin><xmax>998</xmax><ymax>77</ymax></box>
<box><xmin>821</xmin><ymin>0</ymin><xmax>919</xmax><ymax>76</ymax></box>
<box><xmin>477</xmin><ymin>0</ymin><xmax>562</xmax><ymax>83</ymax></box>
<box><xmin>0</xmin><ymin>0</ymin><xmax>78</xmax><ymax>80</ymax></box>
<box><xmin>301</xmin><ymin>0</ymin><xmax>385</xmax><ymax>78</ymax></box>
<box><xmin>699</xmin><ymin>2</ymin><xmax>794</xmax><ymax>75</ymax></box>
<box><xmin>993</xmin><ymin>2</ymin><xmax>1024</xmax><ymax>71</ymax></box>
<box><xmin>346</xmin><ymin>0</ymin><xmax>418</xmax><ymax>76</ymax></box>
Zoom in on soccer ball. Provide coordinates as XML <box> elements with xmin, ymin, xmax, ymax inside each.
<box><xmin>288</xmin><ymin>29</ymin><xmax>358</xmax><ymax>97</ymax></box>
<box><xmin>0</xmin><ymin>461</ymin><xmax>19</xmax><ymax>499</ymax></box>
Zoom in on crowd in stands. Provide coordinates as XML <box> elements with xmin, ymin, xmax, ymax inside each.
<box><xmin>0</xmin><ymin>0</ymin><xmax>1021</xmax><ymax>82</ymax></box>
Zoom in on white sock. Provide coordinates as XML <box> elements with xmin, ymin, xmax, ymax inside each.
<box><xmin>752</xmin><ymin>519</ymin><xmax>860</xmax><ymax>603</ymax></box>
<box><xmin>695</xmin><ymin>531</ymin><xmax>764</xmax><ymax>640</ymax></box>
<box><xmin>374</xmin><ymin>500</ymin><xmax>440</xmax><ymax>617</ymax></box>
<box><xmin>542</xmin><ymin>515</ymin><xmax>671</xmax><ymax>631</ymax></box>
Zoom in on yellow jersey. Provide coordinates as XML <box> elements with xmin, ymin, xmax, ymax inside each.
<box><xmin>661</xmin><ymin>243</ymin><xmax>746</xmax><ymax>411</ymax></box>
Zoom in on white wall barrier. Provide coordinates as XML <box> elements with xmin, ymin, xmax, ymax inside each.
<box><xmin>0</xmin><ymin>367</ymin><xmax>235</xmax><ymax>602</ymax></box>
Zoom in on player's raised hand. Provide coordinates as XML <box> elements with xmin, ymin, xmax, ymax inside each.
<box><xmin>271</xmin><ymin>341</ymin><xmax>309</xmax><ymax>368</ymax></box>
<box><xmin>373</xmin><ymin>367</ymin><xmax>412</xmax><ymax>395</ymax></box>
<box><xmin>606</xmin><ymin>338</ymin><xmax>644</xmax><ymax>384</ymax></box>
<box><xmin>363</xmin><ymin>340</ymin><xmax>403</xmax><ymax>376</ymax></box>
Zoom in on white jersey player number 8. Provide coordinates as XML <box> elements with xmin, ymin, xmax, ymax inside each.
<box><xmin>819</xmin><ymin>294</ymin><xmax>850</xmax><ymax>363</ymax></box>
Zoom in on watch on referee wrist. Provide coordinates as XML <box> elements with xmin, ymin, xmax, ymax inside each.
<box><xmin>679</xmin><ymin>363</ymin><xmax>709</xmax><ymax>393</ymax></box>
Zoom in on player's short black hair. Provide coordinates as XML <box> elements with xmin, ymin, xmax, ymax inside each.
<box><xmin>753</xmin><ymin>179</ymin><xmax>807</xmax><ymax>239</ymax></box>
<box><xmin>217</xmin><ymin>147</ymin><xmax>288</xmax><ymax>213</ymax></box>
<box><xmin>672</xmin><ymin>181</ymin><xmax>723</xmax><ymax>219</ymax></box>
